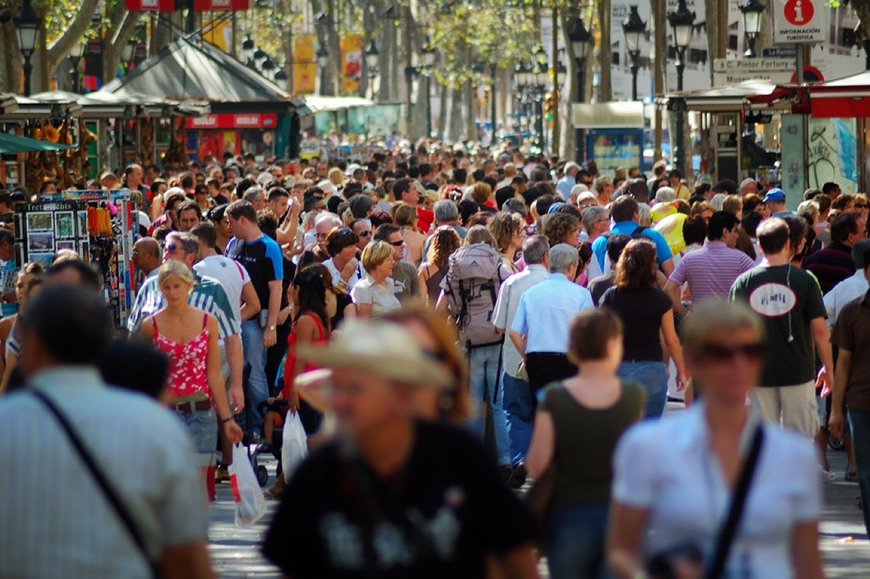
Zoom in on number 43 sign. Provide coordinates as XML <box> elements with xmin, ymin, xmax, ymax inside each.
<box><xmin>771</xmin><ymin>0</ymin><xmax>829</xmax><ymax>44</ymax></box>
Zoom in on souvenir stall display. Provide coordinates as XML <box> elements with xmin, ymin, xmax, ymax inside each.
<box><xmin>16</xmin><ymin>189</ymin><xmax>137</xmax><ymax>328</ymax></box>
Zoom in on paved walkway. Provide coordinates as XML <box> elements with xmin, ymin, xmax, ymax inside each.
<box><xmin>207</xmin><ymin>440</ymin><xmax>870</xmax><ymax>578</ymax></box>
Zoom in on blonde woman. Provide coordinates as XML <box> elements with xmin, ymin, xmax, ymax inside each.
<box><xmin>140</xmin><ymin>260</ymin><xmax>243</xmax><ymax>502</ymax></box>
<box><xmin>350</xmin><ymin>241</ymin><xmax>401</xmax><ymax>318</ymax></box>
<box><xmin>393</xmin><ymin>203</ymin><xmax>426</xmax><ymax>267</ymax></box>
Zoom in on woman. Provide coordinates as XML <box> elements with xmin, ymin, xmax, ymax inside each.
<box><xmin>608</xmin><ymin>301</ymin><xmax>824</xmax><ymax>579</ymax></box>
<box><xmin>690</xmin><ymin>201</ymin><xmax>716</xmax><ymax>224</ymax></box>
<box><xmin>419</xmin><ymin>226</ymin><xmax>461</xmax><ymax>306</ymax></box>
<box><xmin>140</xmin><ymin>260</ymin><xmax>243</xmax><ymax>501</ymax></box>
<box><xmin>393</xmin><ymin>202</ymin><xmax>426</xmax><ymax>267</ymax></box>
<box><xmin>206</xmin><ymin>204</ymin><xmax>231</xmax><ymax>253</ymax></box>
<box><xmin>527</xmin><ymin>309</ymin><xmax>646</xmax><ymax>579</ymax></box>
<box><xmin>593</xmin><ymin>177</ymin><xmax>614</xmax><ymax>206</ymax></box>
<box><xmin>600</xmin><ymin>239</ymin><xmax>687</xmax><ymax>418</ymax></box>
<box><xmin>488</xmin><ymin>212</ymin><xmax>525</xmax><ymax>274</ymax></box>
<box><xmin>542</xmin><ymin>212</ymin><xmax>582</xmax><ymax>249</ymax></box>
<box><xmin>0</xmin><ymin>263</ymin><xmax>44</xmax><ymax>393</ymax></box>
<box><xmin>321</xmin><ymin>226</ymin><xmax>362</xmax><ymax>293</ymax></box>
<box><xmin>351</xmin><ymin>240</ymin><xmax>401</xmax><ymax>318</ymax></box>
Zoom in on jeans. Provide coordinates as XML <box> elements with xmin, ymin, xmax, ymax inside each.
<box><xmin>502</xmin><ymin>372</ymin><xmax>533</xmax><ymax>465</ymax></box>
<box><xmin>469</xmin><ymin>344</ymin><xmax>511</xmax><ymax>466</ymax></box>
<box><xmin>177</xmin><ymin>407</ymin><xmax>218</xmax><ymax>467</ymax></box>
<box><xmin>547</xmin><ymin>502</ymin><xmax>611</xmax><ymax>579</ymax></box>
<box><xmin>242</xmin><ymin>320</ymin><xmax>268</xmax><ymax>434</ymax></box>
<box><xmin>618</xmin><ymin>361</ymin><xmax>668</xmax><ymax>418</ymax></box>
<box><xmin>849</xmin><ymin>409</ymin><xmax>870</xmax><ymax>537</ymax></box>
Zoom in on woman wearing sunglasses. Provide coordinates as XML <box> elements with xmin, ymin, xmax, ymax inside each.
<box><xmin>607</xmin><ymin>300</ymin><xmax>824</xmax><ymax>579</ymax></box>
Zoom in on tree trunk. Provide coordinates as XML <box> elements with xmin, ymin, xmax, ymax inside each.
<box><xmin>445</xmin><ymin>84</ymin><xmax>463</xmax><ymax>143</ymax></box>
<box><xmin>45</xmin><ymin>0</ymin><xmax>100</xmax><ymax>80</ymax></box>
<box><xmin>438</xmin><ymin>81</ymin><xmax>449</xmax><ymax>141</ymax></box>
<box><xmin>598</xmin><ymin>0</ymin><xmax>611</xmax><ymax>102</ymax></box>
<box><xmin>559</xmin><ymin>11</ymin><xmax>576</xmax><ymax>161</ymax></box>
<box><xmin>0</xmin><ymin>20</ymin><xmax>21</xmax><ymax>93</ymax></box>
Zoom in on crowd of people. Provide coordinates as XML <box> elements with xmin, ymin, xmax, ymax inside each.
<box><xmin>0</xmin><ymin>142</ymin><xmax>864</xmax><ymax>579</ymax></box>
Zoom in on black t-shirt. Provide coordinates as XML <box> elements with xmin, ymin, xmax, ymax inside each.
<box><xmin>226</xmin><ymin>235</ymin><xmax>284</xmax><ymax>307</ymax></box>
<box><xmin>262</xmin><ymin>421</ymin><xmax>538</xmax><ymax>579</ymax></box>
<box><xmin>601</xmin><ymin>286</ymin><xmax>673</xmax><ymax>362</ymax></box>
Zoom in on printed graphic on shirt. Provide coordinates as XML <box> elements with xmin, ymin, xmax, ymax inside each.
<box><xmin>749</xmin><ymin>283</ymin><xmax>797</xmax><ymax>317</ymax></box>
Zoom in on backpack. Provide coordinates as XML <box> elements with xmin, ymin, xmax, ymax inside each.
<box><xmin>441</xmin><ymin>243</ymin><xmax>506</xmax><ymax>349</ymax></box>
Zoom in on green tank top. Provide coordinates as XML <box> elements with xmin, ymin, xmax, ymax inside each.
<box><xmin>541</xmin><ymin>380</ymin><xmax>646</xmax><ymax>509</ymax></box>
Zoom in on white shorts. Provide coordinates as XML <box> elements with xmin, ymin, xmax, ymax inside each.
<box><xmin>751</xmin><ymin>381</ymin><xmax>818</xmax><ymax>437</ymax></box>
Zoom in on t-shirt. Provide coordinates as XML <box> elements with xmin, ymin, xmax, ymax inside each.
<box><xmin>831</xmin><ymin>292</ymin><xmax>870</xmax><ymax>412</ymax></box>
<box><xmin>262</xmin><ymin>421</ymin><xmax>538</xmax><ymax>579</ymax></box>
<box><xmin>730</xmin><ymin>265</ymin><xmax>826</xmax><ymax>387</ymax></box>
<box><xmin>194</xmin><ymin>254</ymin><xmax>250</xmax><ymax>324</ymax></box>
<box><xmin>226</xmin><ymin>235</ymin><xmax>284</xmax><ymax>308</ymax></box>
<box><xmin>600</xmin><ymin>286</ymin><xmax>673</xmax><ymax>362</ymax></box>
<box><xmin>350</xmin><ymin>275</ymin><xmax>401</xmax><ymax>316</ymax></box>
<box><xmin>390</xmin><ymin>260</ymin><xmax>420</xmax><ymax>304</ymax></box>
<box><xmin>588</xmin><ymin>272</ymin><xmax>615</xmax><ymax>307</ymax></box>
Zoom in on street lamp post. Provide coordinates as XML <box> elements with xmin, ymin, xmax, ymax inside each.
<box><xmin>739</xmin><ymin>0</ymin><xmax>766</xmax><ymax>58</ymax></box>
<box><xmin>421</xmin><ymin>41</ymin><xmax>437</xmax><ymax>138</ymax></box>
<box><xmin>14</xmin><ymin>0</ymin><xmax>41</xmax><ymax>96</ymax></box>
<box><xmin>364</xmin><ymin>39</ymin><xmax>379</xmax><ymax>99</ymax></box>
<box><xmin>69</xmin><ymin>42</ymin><xmax>84</xmax><ymax>94</ymax></box>
<box><xmin>316</xmin><ymin>44</ymin><xmax>329</xmax><ymax>94</ymax></box>
<box><xmin>622</xmin><ymin>5</ymin><xmax>646</xmax><ymax>102</ymax></box>
<box><xmin>569</xmin><ymin>16</ymin><xmax>592</xmax><ymax>164</ymax></box>
<box><xmin>490</xmin><ymin>61</ymin><xmax>498</xmax><ymax>145</ymax></box>
<box><xmin>668</xmin><ymin>0</ymin><xmax>695</xmax><ymax>176</ymax></box>
<box><xmin>274</xmin><ymin>68</ymin><xmax>288</xmax><ymax>91</ymax></box>
<box><xmin>241</xmin><ymin>36</ymin><xmax>255</xmax><ymax>62</ymax></box>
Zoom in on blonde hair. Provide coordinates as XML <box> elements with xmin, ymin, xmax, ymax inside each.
<box><xmin>470</xmin><ymin>182</ymin><xmax>492</xmax><ymax>205</ymax></box>
<box><xmin>487</xmin><ymin>212</ymin><xmax>523</xmax><ymax>252</ymax></box>
<box><xmin>328</xmin><ymin>167</ymin><xmax>344</xmax><ymax>187</ymax></box>
<box><xmin>392</xmin><ymin>203</ymin><xmax>418</xmax><ymax>229</ymax></box>
<box><xmin>361</xmin><ymin>240</ymin><xmax>395</xmax><ymax>271</ymax></box>
<box><xmin>158</xmin><ymin>259</ymin><xmax>195</xmax><ymax>290</ymax></box>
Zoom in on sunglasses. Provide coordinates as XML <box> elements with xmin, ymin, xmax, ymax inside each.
<box><xmin>856</xmin><ymin>204</ymin><xmax>869</xmax><ymax>209</ymax></box>
<box><xmin>699</xmin><ymin>342</ymin><xmax>765</xmax><ymax>362</ymax></box>
<box><xmin>359</xmin><ymin>230</ymin><xmax>372</xmax><ymax>237</ymax></box>
<box><xmin>389</xmin><ymin>240</ymin><xmax>405</xmax><ymax>247</ymax></box>
<box><xmin>164</xmin><ymin>243</ymin><xmax>179</xmax><ymax>252</ymax></box>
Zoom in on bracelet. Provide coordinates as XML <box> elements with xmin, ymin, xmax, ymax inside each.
<box><xmin>220</xmin><ymin>416</ymin><xmax>234</xmax><ymax>424</ymax></box>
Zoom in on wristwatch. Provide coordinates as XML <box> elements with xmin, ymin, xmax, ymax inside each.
<box><xmin>268</xmin><ymin>325</ymin><xmax>277</xmax><ymax>332</ymax></box>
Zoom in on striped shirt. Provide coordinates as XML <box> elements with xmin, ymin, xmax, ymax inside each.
<box><xmin>668</xmin><ymin>241</ymin><xmax>756</xmax><ymax>304</ymax></box>
<box><xmin>0</xmin><ymin>367</ymin><xmax>207</xmax><ymax>578</ymax></box>
<box><xmin>126</xmin><ymin>271</ymin><xmax>241</xmax><ymax>338</ymax></box>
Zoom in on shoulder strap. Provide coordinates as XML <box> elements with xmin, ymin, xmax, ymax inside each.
<box><xmin>706</xmin><ymin>425</ymin><xmax>766</xmax><ymax>579</ymax></box>
<box><xmin>150</xmin><ymin>315</ymin><xmax>158</xmax><ymax>339</ymax></box>
<box><xmin>30</xmin><ymin>390</ymin><xmax>158</xmax><ymax>578</ymax></box>
<box><xmin>202</xmin><ymin>312</ymin><xmax>209</xmax><ymax>330</ymax></box>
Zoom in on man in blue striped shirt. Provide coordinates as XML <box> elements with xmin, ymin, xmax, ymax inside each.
<box><xmin>127</xmin><ymin>232</ymin><xmax>244</xmax><ymax>411</ymax></box>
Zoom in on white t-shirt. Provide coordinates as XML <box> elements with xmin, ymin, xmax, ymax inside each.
<box><xmin>194</xmin><ymin>254</ymin><xmax>250</xmax><ymax>324</ymax></box>
<box><xmin>350</xmin><ymin>275</ymin><xmax>401</xmax><ymax>317</ymax></box>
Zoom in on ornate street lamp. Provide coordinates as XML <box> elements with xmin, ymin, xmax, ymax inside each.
<box><xmin>569</xmin><ymin>16</ymin><xmax>592</xmax><ymax>163</ymax></box>
<box><xmin>622</xmin><ymin>5</ymin><xmax>646</xmax><ymax>101</ymax></box>
<box><xmin>364</xmin><ymin>39</ymin><xmax>379</xmax><ymax>72</ymax></box>
<box><xmin>69</xmin><ymin>41</ymin><xmax>84</xmax><ymax>94</ymax></box>
<box><xmin>739</xmin><ymin>0</ymin><xmax>766</xmax><ymax>58</ymax></box>
<box><xmin>253</xmin><ymin>47</ymin><xmax>267</xmax><ymax>69</ymax></box>
<box><xmin>261</xmin><ymin>56</ymin><xmax>276</xmax><ymax>78</ymax></box>
<box><xmin>421</xmin><ymin>39</ymin><xmax>436</xmax><ymax>137</ymax></box>
<box><xmin>14</xmin><ymin>0</ymin><xmax>41</xmax><ymax>96</ymax></box>
<box><xmin>316</xmin><ymin>44</ymin><xmax>329</xmax><ymax>69</ymax></box>
<box><xmin>668</xmin><ymin>0</ymin><xmax>695</xmax><ymax>175</ymax></box>
<box><xmin>273</xmin><ymin>68</ymin><xmax>288</xmax><ymax>91</ymax></box>
<box><xmin>241</xmin><ymin>36</ymin><xmax>255</xmax><ymax>62</ymax></box>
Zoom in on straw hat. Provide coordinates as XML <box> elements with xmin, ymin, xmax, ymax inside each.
<box><xmin>297</xmin><ymin>319</ymin><xmax>455</xmax><ymax>389</ymax></box>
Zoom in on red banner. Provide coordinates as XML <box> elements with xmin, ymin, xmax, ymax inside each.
<box><xmin>186</xmin><ymin>114</ymin><xmax>278</xmax><ymax>130</ymax></box>
<box><xmin>125</xmin><ymin>0</ymin><xmax>175</xmax><ymax>11</ymax></box>
<box><xmin>193</xmin><ymin>0</ymin><xmax>249</xmax><ymax>9</ymax></box>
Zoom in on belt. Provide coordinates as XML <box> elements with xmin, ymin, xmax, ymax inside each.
<box><xmin>175</xmin><ymin>399</ymin><xmax>212</xmax><ymax>414</ymax></box>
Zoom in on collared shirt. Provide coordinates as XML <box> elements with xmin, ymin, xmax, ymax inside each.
<box><xmin>511</xmin><ymin>273</ymin><xmax>594</xmax><ymax>354</ymax></box>
<box><xmin>324</xmin><ymin>258</ymin><xmax>363</xmax><ymax>293</ymax></box>
<box><xmin>668</xmin><ymin>241</ymin><xmax>756</xmax><ymax>304</ymax></box>
<box><xmin>493</xmin><ymin>264</ymin><xmax>550</xmax><ymax>377</ymax></box>
<box><xmin>591</xmin><ymin>220</ymin><xmax>674</xmax><ymax>273</ymax></box>
<box><xmin>613</xmin><ymin>403</ymin><xmax>820</xmax><ymax>578</ymax></box>
<box><xmin>803</xmin><ymin>242</ymin><xmax>856</xmax><ymax>295</ymax></box>
<box><xmin>0</xmin><ymin>367</ymin><xmax>207</xmax><ymax>578</ymax></box>
<box><xmin>127</xmin><ymin>270</ymin><xmax>241</xmax><ymax>338</ymax></box>
<box><xmin>832</xmin><ymin>292</ymin><xmax>870</xmax><ymax>412</ymax></box>
<box><xmin>556</xmin><ymin>175</ymin><xmax>575</xmax><ymax>200</ymax></box>
<box><xmin>194</xmin><ymin>254</ymin><xmax>251</xmax><ymax>324</ymax></box>
<box><xmin>824</xmin><ymin>270</ymin><xmax>869</xmax><ymax>328</ymax></box>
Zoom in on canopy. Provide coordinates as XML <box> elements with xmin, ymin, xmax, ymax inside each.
<box><xmin>0</xmin><ymin>132</ymin><xmax>75</xmax><ymax>153</ymax></box>
<box><xmin>303</xmin><ymin>96</ymin><xmax>375</xmax><ymax>114</ymax></box>
<box><xmin>657</xmin><ymin>80</ymin><xmax>793</xmax><ymax>112</ymax></box>
<box><xmin>810</xmin><ymin>70</ymin><xmax>870</xmax><ymax>118</ymax></box>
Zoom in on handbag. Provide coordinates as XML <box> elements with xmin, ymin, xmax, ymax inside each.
<box><xmin>646</xmin><ymin>425</ymin><xmax>766</xmax><ymax>579</ymax></box>
<box><xmin>32</xmin><ymin>390</ymin><xmax>159</xmax><ymax>578</ymax></box>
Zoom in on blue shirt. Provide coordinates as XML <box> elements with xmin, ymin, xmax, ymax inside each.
<box><xmin>556</xmin><ymin>175</ymin><xmax>575</xmax><ymax>200</ymax></box>
<box><xmin>592</xmin><ymin>220</ymin><xmax>674</xmax><ymax>272</ymax></box>
<box><xmin>511</xmin><ymin>273</ymin><xmax>594</xmax><ymax>354</ymax></box>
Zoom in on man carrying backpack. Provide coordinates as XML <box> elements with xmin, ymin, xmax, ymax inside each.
<box><xmin>590</xmin><ymin>195</ymin><xmax>675</xmax><ymax>277</ymax></box>
<box><xmin>437</xmin><ymin>226</ymin><xmax>513</xmax><ymax>477</ymax></box>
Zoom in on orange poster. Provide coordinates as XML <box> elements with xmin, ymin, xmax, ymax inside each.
<box><xmin>340</xmin><ymin>34</ymin><xmax>362</xmax><ymax>94</ymax></box>
<box><xmin>294</xmin><ymin>35</ymin><xmax>317</xmax><ymax>94</ymax></box>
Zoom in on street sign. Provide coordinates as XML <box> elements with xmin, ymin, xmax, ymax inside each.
<box><xmin>762</xmin><ymin>47</ymin><xmax>797</xmax><ymax>57</ymax></box>
<box><xmin>713</xmin><ymin>70</ymin><xmax>794</xmax><ymax>86</ymax></box>
<box><xmin>125</xmin><ymin>0</ymin><xmax>175</xmax><ymax>10</ymax></box>
<box><xmin>771</xmin><ymin>0</ymin><xmax>828</xmax><ymax>44</ymax></box>
<box><xmin>713</xmin><ymin>58</ymin><xmax>794</xmax><ymax>73</ymax></box>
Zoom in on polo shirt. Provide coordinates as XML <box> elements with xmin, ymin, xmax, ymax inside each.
<box><xmin>668</xmin><ymin>241</ymin><xmax>756</xmax><ymax>304</ymax></box>
<box><xmin>824</xmin><ymin>271</ymin><xmax>869</xmax><ymax>328</ymax></box>
<box><xmin>832</xmin><ymin>292</ymin><xmax>870</xmax><ymax>412</ymax></box>
<box><xmin>591</xmin><ymin>220</ymin><xmax>673</xmax><ymax>273</ymax></box>
<box><xmin>803</xmin><ymin>242</ymin><xmax>856</xmax><ymax>295</ymax></box>
<box><xmin>511</xmin><ymin>273</ymin><xmax>594</xmax><ymax>354</ymax></box>
<box><xmin>492</xmin><ymin>264</ymin><xmax>550</xmax><ymax>378</ymax></box>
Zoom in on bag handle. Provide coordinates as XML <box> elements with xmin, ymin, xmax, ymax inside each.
<box><xmin>706</xmin><ymin>425</ymin><xmax>765</xmax><ymax>579</ymax></box>
<box><xmin>31</xmin><ymin>389</ymin><xmax>159</xmax><ymax>578</ymax></box>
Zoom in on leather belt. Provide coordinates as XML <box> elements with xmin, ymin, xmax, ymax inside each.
<box><xmin>175</xmin><ymin>399</ymin><xmax>212</xmax><ymax>414</ymax></box>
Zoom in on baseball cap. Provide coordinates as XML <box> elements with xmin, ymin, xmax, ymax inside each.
<box><xmin>763</xmin><ymin>188</ymin><xmax>786</xmax><ymax>203</ymax></box>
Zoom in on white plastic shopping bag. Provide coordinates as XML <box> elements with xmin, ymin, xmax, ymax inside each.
<box><xmin>281</xmin><ymin>412</ymin><xmax>308</xmax><ymax>484</ymax></box>
<box><xmin>230</xmin><ymin>443</ymin><xmax>267</xmax><ymax>527</ymax></box>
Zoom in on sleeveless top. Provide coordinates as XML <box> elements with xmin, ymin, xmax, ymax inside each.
<box><xmin>152</xmin><ymin>313</ymin><xmax>211</xmax><ymax>400</ymax></box>
<box><xmin>282</xmin><ymin>313</ymin><xmax>329</xmax><ymax>398</ymax></box>
<box><xmin>421</xmin><ymin>264</ymin><xmax>447</xmax><ymax>306</ymax></box>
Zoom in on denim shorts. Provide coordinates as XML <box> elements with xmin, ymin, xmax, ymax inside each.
<box><xmin>178</xmin><ymin>407</ymin><xmax>218</xmax><ymax>467</ymax></box>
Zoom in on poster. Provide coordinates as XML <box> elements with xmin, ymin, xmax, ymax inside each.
<box><xmin>294</xmin><ymin>35</ymin><xmax>317</xmax><ymax>94</ymax></box>
<box><xmin>340</xmin><ymin>34</ymin><xmax>363</xmax><ymax>94</ymax></box>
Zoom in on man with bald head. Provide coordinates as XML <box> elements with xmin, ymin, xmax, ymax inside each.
<box><xmin>132</xmin><ymin>237</ymin><xmax>161</xmax><ymax>280</ymax></box>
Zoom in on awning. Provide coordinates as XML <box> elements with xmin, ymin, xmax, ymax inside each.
<box><xmin>810</xmin><ymin>70</ymin><xmax>870</xmax><ymax>118</ymax></box>
<box><xmin>657</xmin><ymin>80</ymin><xmax>794</xmax><ymax>112</ymax></box>
<box><xmin>0</xmin><ymin>96</ymin><xmax>82</xmax><ymax>121</ymax></box>
<box><xmin>303</xmin><ymin>96</ymin><xmax>375</xmax><ymax>114</ymax></box>
<box><xmin>572</xmin><ymin>102</ymin><xmax>644</xmax><ymax>128</ymax></box>
<box><xmin>0</xmin><ymin>132</ymin><xmax>75</xmax><ymax>153</ymax></box>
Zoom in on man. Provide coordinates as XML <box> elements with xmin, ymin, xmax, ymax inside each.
<box><xmin>262</xmin><ymin>320</ymin><xmax>539</xmax><ymax>578</ymax></box>
<box><xmin>825</xmin><ymin>239</ymin><xmax>870</xmax><ymax>325</ymax></box>
<box><xmin>350</xmin><ymin>218</ymin><xmax>373</xmax><ymax>251</ymax></box>
<box><xmin>556</xmin><ymin>161</ymin><xmax>579</xmax><ymax>200</ymax></box>
<box><xmin>176</xmin><ymin>200</ymin><xmax>203</xmax><ymax>232</ymax></box>
<box><xmin>0</xmin><ymin>227</ymin><xmax>17</xmax><ymax>316</ymax></box>
<box><xmin>581</xmin><ymin>205</ymin><xmax>611</xmax><ymax>279</ymax></box>
<box><xmin>226</xmin><ymin>200</ymin><xmax>284</xmax><ymax>432</ymax></box>
<box><xmin>730</xmin><ymin>218</ymin><xmax>833</xmax><ymax>437</ymax></box>
<box><xmin>588</xmin><ymin>234</ymin><xmax>631</xmax><ymax>306</ymax></box>
<box><xmin>132</xmin><ymin>237</ymin><xmax>162</xmax><ymax>280</ymax></box>
<box><xmin>763</xmin><ymin>187</ymin><xmax>795</xmax><ymax>217</ymax></box>
<box><xmin>822</xmin><ymin>181</ymin><xmax>842</xmax><ymax>199</ymax></box>
<box><xmin>665</xmin><ymin>211</ymin><xmax>756</xmax><ymax>316</ymax></box>
<box><xmin>740</xmin><ymin>177</ymin><xmax>759</xmax><ymax>196</ymax></box>
<box><xmin>0</xmin><ymin>193</ymin><xmax>14</xmax><ymax>226</ymax></box>
<box><xmin>394</xmin><ymin>177</ymin><xmax>430</xmax><ymax>231</ymax></box>
<box><xmin>510</xmin><ymin>244</ymin><xmax>595</xmax><ymax>399</ymax></box>
<box><xmin>243</xmin><ymin>186</ymin><xmax>267</xmax><ymax>211</ymax></box>
<box><xmin>492</xmin><ymin>236</ymin><xmax>550</xmax><ymax>487</ymax></box>
<box><xmin>207</xmin><ymin>178</ymin><xmax>228</xmax><ymax>206</ymax></box>
<box><xmin>646</xmin><ymin>160</ymin><xmax>667</xmax><ymax>192</ymax></box>
<box><xmin>268</xmin><ymin>187</ymin><xmax>290</xmax><ymax>219</ymax></box>
<box><xmin>830</xmin><ymin>248</ymin><xmax>870</xmax><ymax>537</ymax></box>
<box><xmin>124</xmin><ymin>163</ymin><xmax>149</xmax><ymax>196</ymax></box>
<box><xmin>804</xmin><ymin>212</ymin><xmax>865</xmax><ymax>294</ymax></box>
<box><xmin>373</xmin><ymin>223</ymin><xmax>420</xmax><ymax>304</ymax></box>
<box><xmin>591</xmin><ymin>195</ymin><xmax>674</xmax><ymax>276</ymax></box>
<box><xmin>423</xmin><ymin>200</ymin><xmax>467</xmax><ymax>257</ymax></box>
<box><xmin>127</xmin><ymin>232</ymin><xmax>244</xmax><ymax>414</ymax></box>
<box><xmin>0</xmin><ymin>287</ymin><xmax>213</xmax><ymax>578</ymax></box>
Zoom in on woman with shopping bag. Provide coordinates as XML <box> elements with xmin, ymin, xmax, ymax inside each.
<box><xmin>140</xmin><ymin>260</ymin><xmax>243</xmax><ymax>502</ymax></box>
